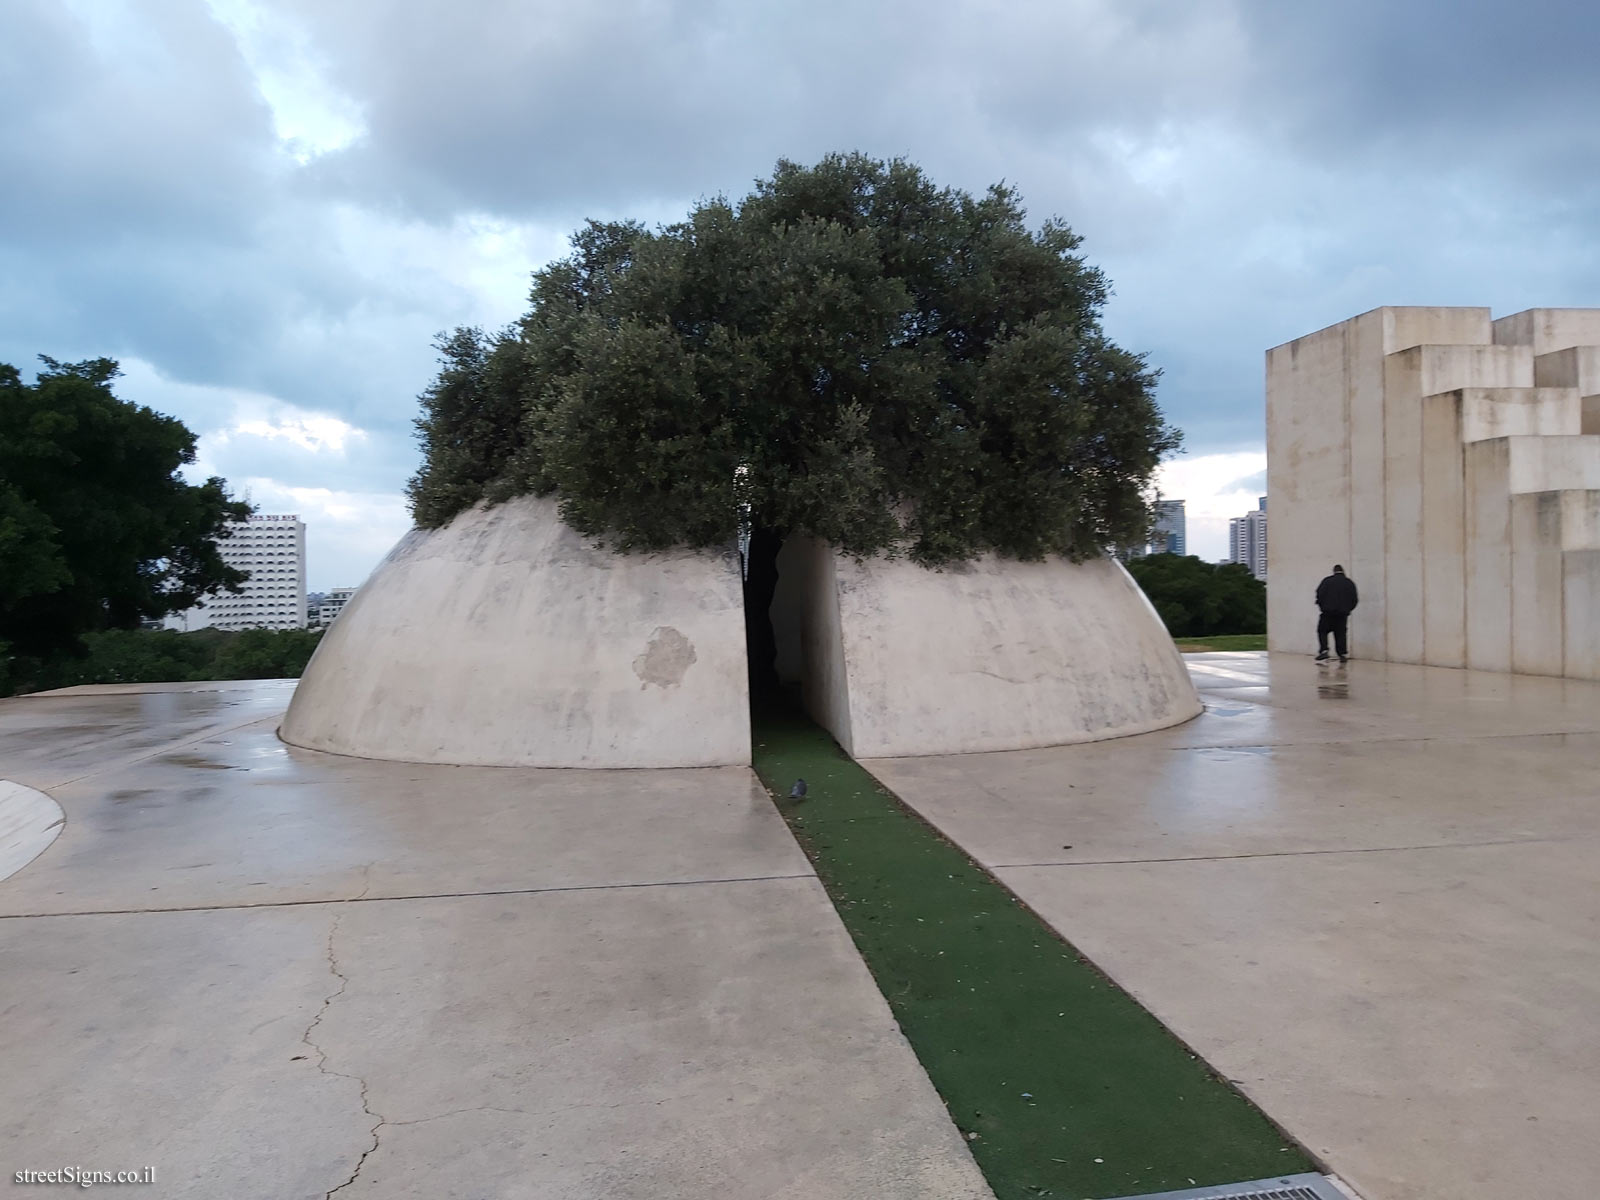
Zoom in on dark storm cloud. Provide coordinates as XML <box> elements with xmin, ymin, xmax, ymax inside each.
<box><xmin>5</xmin><ymin>0</ymin><xmax>1599</xmax><ymax>568</ymax></box>
<box><xmin>0</xmin><ymin>0</ymin><xmax>479</xmax><ymax>446</ymax></box>
<box><xmin>288</xmin><ymin>0</ymin><xmax>1250</xmax><ymax>229</ymax></box>
<box><xmin>1242</xmin><ymin>0</ymin><xmax>1600</xmax><ymax>172</ymax></box>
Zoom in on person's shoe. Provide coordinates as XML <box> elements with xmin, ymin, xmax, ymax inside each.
<box><xmin>1338</xmin><ymin>655</ymin><xmax>1349</xmax><ymax>663</ymax></box>
<box><xmin>1315</xmin><ymin>650</ymin><xmax>1330</xmax><ymax>662</ymax></box>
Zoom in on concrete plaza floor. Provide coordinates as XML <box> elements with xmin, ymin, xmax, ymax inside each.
<box><xmin>0</xmin><ymin>682</ymin><xmax>989</xmax><ymax>1199</ymax></box>
<box><xmin>866</xmin><ymin>652</ymin><xmax>1600</xmax><ymax>1200</ymax></box>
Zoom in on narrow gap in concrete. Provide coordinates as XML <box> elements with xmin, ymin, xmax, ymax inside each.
<box><xmin>751</xmin><ymin>703</ymin><xmax>1318</xmax><ymax>1200</ymax></box>
<box><xmin>742</xmin><ymin>525</ymin><xmax>786</xmax><ymax>708</ymax></box>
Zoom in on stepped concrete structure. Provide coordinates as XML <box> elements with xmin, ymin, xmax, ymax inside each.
<box><xmin>1267</xmin><ymin>306</ymin><xmax>1600</xmax><ymax>677</ymax></box>
<box><xmin>771</xmin><ymin>537</ymin><xmax>1202</xmax><ymax>758</ymax></box>
<box><xmin>281</xmin><ymin>497</ymin><xmax>752</xmax><ymax>768</ymax></box>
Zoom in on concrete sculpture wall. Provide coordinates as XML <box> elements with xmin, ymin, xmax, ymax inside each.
<box><xmin>771</xmin><ymin>538</ymin><xmax>1203</xmax><ymax>758</ymax></box>
<box><xmin>280</xmin><ymin>496</ymin><xmax>751</xmax><ymax>768</ymax></box>
<box><xmin>1267</xmin><ymin>306</ymin><xmax>1600</xmax><ymax>678</ymax></box>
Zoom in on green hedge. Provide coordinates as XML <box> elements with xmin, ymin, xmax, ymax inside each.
<box><xmin>1125</xmin><ymin>553</ymin><xmax>1265</xmax><ymax>638</ymax></box>
<box><xmin>1</xmin><ymin>627</ymin><xmax>323</xmax><ymax>696</ymax></box>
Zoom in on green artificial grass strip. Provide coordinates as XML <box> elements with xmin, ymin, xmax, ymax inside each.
<box><xmin>1173</xmin><ymin>634</ymin><xmax>1267</xmax><ymax>652</ymax></box>
<box><xmin>752</xmin><ymin>706</ymin><xmax>1313</xmax><ymax>1200</ymax></box>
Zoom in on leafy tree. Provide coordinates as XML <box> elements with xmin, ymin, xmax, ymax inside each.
<box><xmin>1125</xmin><ymin>553</ymin><xmax>1266</xmax><ymax>638</ymax></box>
<box><xmin>211</xmin><ymin>627</ymin><xmax>323</xmax><ymax>680</ymax></box>
<box><xmin>408</xmin><ymin>154</ymin><xmax>1180</xmax><ymax>564</ymax></box>
<box><xmin>0</xmin><ymin>357</ymin><xmax>251</xmax><ymax>658</ymax></box>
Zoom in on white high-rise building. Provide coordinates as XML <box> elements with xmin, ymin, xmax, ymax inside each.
<box><xmin>1228</xmin><ymin>497</ymin><xmax>1268</xmax><ymax>581</ymax></box>
<box><xmin>166</xmin><ymin>514</ymin><xmax>308</xmax><ymax>631</ymax></box>
<box><xmin>316</xmin><ymin>587</ymin><xmax>358</xmax><ymax>628</ymax></box>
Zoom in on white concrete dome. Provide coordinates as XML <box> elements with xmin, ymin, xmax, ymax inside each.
<box><xmin>280</xmin><ymin>496</ymin><xmax>752</xmax><ymax>768</ymax></box>
<box><xmin>772</xmin><ymin>537</ymin><xmax>1203</xmax><ymax>758</ymax></box>
<box><xmin>282</xmin><ymin>497</ymin><xmax>1201</xmax><ymax>767</ymax></box>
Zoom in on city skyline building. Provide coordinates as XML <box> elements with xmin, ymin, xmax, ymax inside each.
<box><xmin>1228</xmin><ymin>496</ymin><xmax>1268</xmax><ymax>580</ymax></box>
<box><xmin>165</xmin><ymin>514</ymin><xmax>308</xmax><ymax>631</ymax></box>
<box><xmin>1125</xmin><ymin>498</ymin><xmax>1186</xmax><ymax>559</ymax></box>
<box><xmin>1151</xmin><ymin>499</ymin><xmax>1186</xmax><ymax>556</ymax></box>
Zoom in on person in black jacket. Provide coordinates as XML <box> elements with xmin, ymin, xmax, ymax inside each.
<box><xmin>1315</xmin><ymin>565</ymin><xmax>1359</xmax><ymax>662</ymax></box>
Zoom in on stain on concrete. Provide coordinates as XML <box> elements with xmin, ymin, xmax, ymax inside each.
<box><xmin>632</xmin><ymin>627</ymin><xmax>697</xmax><ymax>689</ymax></box>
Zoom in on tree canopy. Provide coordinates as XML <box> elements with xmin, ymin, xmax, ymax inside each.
<box><xmin>0</xmin><ymin>357</ymin><xmax>251</xmax><ymax>658</ymax></box>
<box><xmin>1125</xmin><ymin>553</ymin><xmax>1266</xmax><ymax>638</ymax></box>
<box><xmin>408</xmin><ymin>153</ymin><xmax>1180</xmax><ymax>563</ymax></box>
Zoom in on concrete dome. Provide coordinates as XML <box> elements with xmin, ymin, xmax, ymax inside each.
<box><xmin>772</xmin><ymin>537</ymin><xmax>1202</xmax><ymax>758</ymax></box>
<box><xmin>280</xmin><ymin>496</ymin><xmax>751</xmax><ymax>768</ymax></box>
<box><xmin>282</xmin><ymin>498</ymin><xmax>1200</xmax><ymax>768</ymax></box>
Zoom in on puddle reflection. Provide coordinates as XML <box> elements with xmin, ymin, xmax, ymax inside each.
<box><xmin>1317</xmin><ymin>668</ymin><xmax>1350</xmax><ymax>700</ymax></box>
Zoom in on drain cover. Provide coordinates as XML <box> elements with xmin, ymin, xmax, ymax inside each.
<box><xmin>1102</xmin><ymin>1174</ymin><xmax>1350</xmax><ymax>1200</ymax></box>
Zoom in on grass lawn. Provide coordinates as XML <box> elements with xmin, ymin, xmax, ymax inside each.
<box><xmin>1173</xmin><ymin>634</ymin><xmax>1266</xmax><ymax>652</ymax></box>
<box><xmin>751</xmin><ymin>704</ymin><xmax>1311</xmax><ymax>1200</ymax></box>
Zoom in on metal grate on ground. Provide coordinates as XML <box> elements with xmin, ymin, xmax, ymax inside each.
<box><xmin>1102</xmin><ymin>1173</ymin><xmax>1353</xmax><ymax>1200</ymax></box>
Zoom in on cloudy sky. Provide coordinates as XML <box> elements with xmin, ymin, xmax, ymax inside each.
<box><xmin>5</xmin><ymin>0</ymin><xmax>1597</xmax><ymax>584</ymax></box>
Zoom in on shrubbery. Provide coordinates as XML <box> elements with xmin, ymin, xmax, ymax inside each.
<box><xmin>1125</xmin><ymin>553</ymin><xmax>1265</xmax><ymax>638</ymax></box>
<box><xmin>1</xmin><ymin>627</ymin><xmax>323</xmax><ymax>696</ymax></box>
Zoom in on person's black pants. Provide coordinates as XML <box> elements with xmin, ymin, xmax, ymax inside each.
<box><xmin>1317</xmin><ymin>612</ymin><xmax>1349</xmax><ymax>658</ymax></box>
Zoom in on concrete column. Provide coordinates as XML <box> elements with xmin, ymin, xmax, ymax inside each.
<box><xmin>1509</xmin><ymin>492</ymin><xmax>1566</xmax><ymax>676</ymax></box>
<box><xmin>1465</xmin><ymin>439</ymin><xmax>1513</xmax><ymax>673</ymax></box>
<box><xmin>1563</xmin><ymin>549</ymin><xmax>1600</xmax><ymax>679</ymax></box>
<box><xmin>1420</xmin><ymin>391</ymin><xmax>1468</xmax><ymax>666</ymax></box>
<box><xmin>1266</xmin><ymin>320</ymin><xmax>1354</xmax><ymax>652</ymax></box>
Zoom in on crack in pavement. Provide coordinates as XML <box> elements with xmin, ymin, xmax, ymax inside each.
<box><xmin>0</xmin><ymin>872</ymin><xmax>818</xmax><ymax>921</ymax></box>
<box><xmin>297</xmin><ymin>868</ymin><xmax>385</xmax><ymax>1200</ymax></box>
<box><xmin>991</xmin><ymin>832</ymin><xmax>1595</xmax><ymax>869</ymax></box>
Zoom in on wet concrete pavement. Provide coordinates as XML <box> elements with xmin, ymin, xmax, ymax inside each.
<box><xmin>866</xmin><ymin>653</ymin><xmax>1600</xmax><ymax>1200</ymax></box>
<box><xmin>0</xmin><ymin>682</ymin><xmax>990</xmax><ymax>1200</ymax></box>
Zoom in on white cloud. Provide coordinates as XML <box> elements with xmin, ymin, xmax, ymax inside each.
<box><xmin>222</xmin><ymin>413</ymin><xmax>364</xmax><ymax>454</ymax></box>
<box><xmin>204</xmin><ymin>0</ymin><xmax>365</xmax><ymax>163</ymax></box>
<box><xmin>234</xmin><ymin>479</ymin><xmax>410</xmax><ymax>591</ymax></box>
<box><xmin>1154</xmin><ymin>449</ymin><xmax>1267</xmax><ymax>562</ymax></box>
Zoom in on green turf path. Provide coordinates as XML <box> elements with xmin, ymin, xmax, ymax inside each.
<box><xmin>751</xmin><ymin>705</ymin><xmax>1313</xmax><ymax>1200</ymax></box>
<box><xmin>1173</xmin><ymin>634</ymin><xmax>1267</xmax><ymax>652</ymax></box>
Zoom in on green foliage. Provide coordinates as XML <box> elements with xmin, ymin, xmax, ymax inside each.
<box><xmin>1125</xmin><ymin>553</ymin><xmax>1266</xmax><ymax>638</ymax></box>
<box><xmin>0</xmin><ymin>357</ymin><xmax>251</xmax><ymax>657</ymax></box>
<box><xmin>3</xmin><ymin>627</ymin><xmax>324</xmax><ymax>696</ymax></box>
<box><xmin>211</xmin><ymin>627</ymin><xmax>324</xmax><ymax>680</ymax></box>
<box><xmin>408</xmin><ymin>153</ymin><xmax>1181</xmax><ymax>563</ymax></box>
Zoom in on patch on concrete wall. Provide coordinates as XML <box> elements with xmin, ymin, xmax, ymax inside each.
<box><xmin>633</xmin><ymin>626</ymin><xmax>698</xmax><ymax>689</ymax></box>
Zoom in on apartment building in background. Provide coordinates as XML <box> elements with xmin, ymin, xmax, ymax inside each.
<box><xmin>165</xmin><ymin>514</ymin><xmax>308</xmax><ymax>631</ymax></box>
<box><xmin>314</xmin><ymin>587</ymin><xmax>358</xmax><ymax>628</ymax></box>
<box><xmin>1228</xmin><ymin>496</ymin><xmax>1268</xmax><ymax>581</ymax></box>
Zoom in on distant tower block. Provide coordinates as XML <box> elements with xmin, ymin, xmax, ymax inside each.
<box><xmin>1267</xmin><ymin>307</ymin><xmax>1600</xmax><ymax>678</ymax></box>
<box><xmin>280</xmin><ymin>497</ymin><xmax>751</xmax><ymax>768</ymax></box>
<box><xmin>769</xmin><ymin>539</ymin><xmax>1202</xmax><ymax>758</ymax></box>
